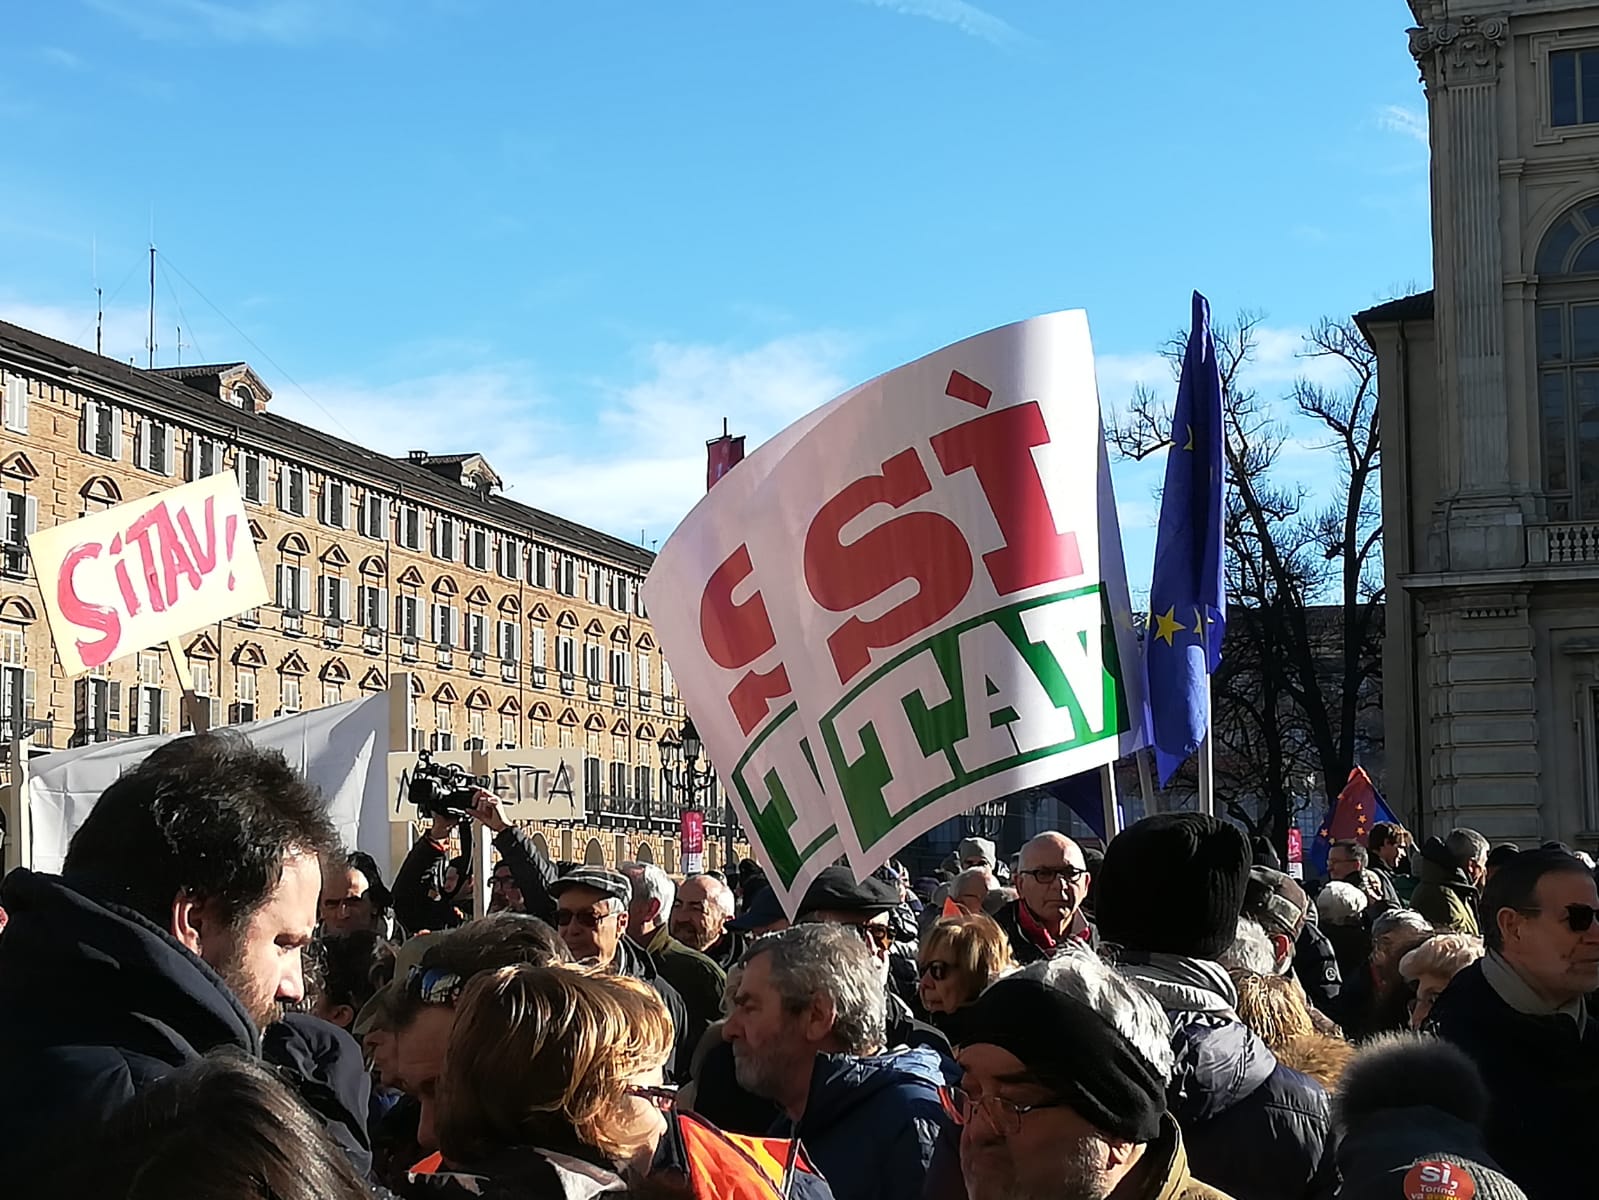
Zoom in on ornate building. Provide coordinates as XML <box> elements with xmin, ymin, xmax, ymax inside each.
<box><xmin>0</xmin><ymin>319</ymin><xmax>742</xmax><ymax>872</ymax></box>
<box><xmin>1360</xmin><ymin>1</ymin><xmax>1599</xmax><ymax>846</ymax></box>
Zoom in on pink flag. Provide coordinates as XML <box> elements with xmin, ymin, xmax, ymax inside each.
<box><xmin>707</xmin><ymin>434</ymin><xmax>746</xmax><ymax>491</ymax></box>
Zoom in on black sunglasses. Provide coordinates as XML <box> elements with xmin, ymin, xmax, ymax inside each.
<box><xmin>1518</xmin><ymin>903</ymin><xmax>1599</xmax><ymax>932</ymax></box>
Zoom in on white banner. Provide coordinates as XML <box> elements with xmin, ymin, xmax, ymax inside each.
<box><xmin>25</xmin><ymin>693</ymin><xmax>392</xmax><ymax>878</ymax></box>
<box><xmin>647</xmin><ymin>312</ymin><xmax>1145</xmax><ymax>892</ymax></box>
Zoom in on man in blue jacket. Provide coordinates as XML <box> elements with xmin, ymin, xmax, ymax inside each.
<box><xmin>722</xmin><ymin>923</ymin><xmax>958</xmax><ymax>1200</ymax></box>
<box><xmin>1096</xmin><ymin>813</ymin><xmax>1336</xmax><ymax>1200</ymax></box>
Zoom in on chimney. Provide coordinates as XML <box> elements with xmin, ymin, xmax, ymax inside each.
<box><xmin>408</xmin><ymin>450</ymin><xmax>429</xmax><ymax>462</ymax></box>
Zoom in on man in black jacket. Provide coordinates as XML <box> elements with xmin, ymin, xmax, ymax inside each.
<box><xmin>671</xmin><ymin>872</ymin><xmax>746</xmax><ymax>969</ymax></box>
<box><xmin>1427</xmin><ymin>847</ymin><xmax>1599</xmax><ymax>1200</ymax></box>
<box><xmin>993</xmin><ymin>831</ymin><xmax>1097</xmax><ymax>964</ymax></box>
<box><xmin>552</xmin><ymin>866</ymin><xmax>692</xmax><ymax>1077</ymax></box>
<box><xmin>1096</xmin><ymin>813</ymin><xmax>1336</xmax><ymax>1200</ymax></box>
<box><xmin>0</xmin><ymin>733</ymin><xmax>340</xmax><ymax>1180</ymax></box>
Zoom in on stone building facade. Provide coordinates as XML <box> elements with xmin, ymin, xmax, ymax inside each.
<box><xmin>0</xmin><ymin>319</ymin><xmax>743</xmax><ymax>872</ymax></box>
<box><xmin>1360</xmin><ymin>1</ymin><xmax>1599</xmax><ymax>847</ymax></box>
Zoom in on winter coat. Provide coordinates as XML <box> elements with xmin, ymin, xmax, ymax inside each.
<box><xmin>0</xmin><ymin>869</ymin><xmax>259</xmax><ymax>1181</ymax></box>
<box><xmin>262</xmin><ymin>1013</ymin><xmax>376</xmax><ymax>1180</ymax></box>
<box><xmin>705</xmin><ymin>927</ymin><xmax>750</xmax><ymax>972</ymax></box>
<box><xmin>992</xmin><ymin>898</ymin><xmax>1097</xmax><ymax>966</ymax></box>
<box><xmin>1427</xmin><ymin>958</ymin><xmax>1599</xmax><ymax>1200</ymax></box>
<box><xmin>393</xmin><ymin>835</ymin><xmax>470</xmax><ymax>934</ymax></box>
<box><xmin>1272</xmin><ymin>1033</ymin><xmax>1355</xmax><ymax>1094</ymax></box>
<box><xmin>1116</xmin><ymin>954</ymin><xmax>1336</xmax><ymax>1200</ymax></box>
<box><xmin>493</xmin><ymin>824</ymin><xmax>560</xmax><ymax>923</ymax></box>
<box><xmin>643</xmin><ymin>925</ymin><xmax>727</xmax><ymax>1058</ymax></box>
<box><xmin>612</xmin><ymin>935</ymin><xmax>692</xmax><ymax>1080</ymax></box>
<box><xmin>1292</xmin><ymin>917</ymin><xmax>1343</xmax><ymax>1023</ymax></box>
<box><xmin>774</xmin><ymin>1047</ymin><xmax>958</xmax><ymax>1200</ymax></box>
<box><xmin>1130</xmin><ymin>1117</ymin><xmax>1238</xmax><ymax>1200</ymax></box>
<box><xmin>1410</xmin><ymin>839</ymin><xmax>1481</xmax><ymax>936</ymax></box>
<box><xmin>396</xmin><ymin>1144</ymin><xmax>626</xmax><ymax>1200</ymax></box>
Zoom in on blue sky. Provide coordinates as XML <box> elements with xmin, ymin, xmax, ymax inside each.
<box><xmin>1</xmin><ymin>0</ymin><xmax>1433</xmax><ymax>596</ymax></box>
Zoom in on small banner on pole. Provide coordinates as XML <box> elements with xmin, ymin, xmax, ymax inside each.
<box><xmin>27</xmin><ymin>473</ymin><xmax>268</xmax><ymax>677</ymax></box>
<box><xmin>680</xmin><ymin>808</ymin><xmax>706</xmax><ymax>876</ymax></box>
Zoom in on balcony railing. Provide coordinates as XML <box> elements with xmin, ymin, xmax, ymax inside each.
<box><xmin>587</xmin><ymin>680</ymin><xmax>603</xmax><ymax>702</ymax></box>
<box><xmin>282</xmin><ymin>611</ymin><xmax>305</xmax><ymax>637</ymax></box>
<box><xmin>363</xmin><ymin>628</ymin><xmax>383</xmax><ymax>655</ymax></box>
<box><xmin>322</xmin><ymin>619</ymin><xmax>343</xmax><ymax>647</ymax></box>
<box><xmin>0</xmin><ymin>543</ymin><xmax>29</xmax><ymax>579</ymax></box>
<box><xmin>1531</xmin><ymin>521</ymin><xmax>1599</xmax><ymax>565</ymax></box>
<box><xmin>638</xmin><ymin>689</ymin><xmax>652</xmax><ymax>712</ymax></box>
<box><xmin>501</xmin><ymin>660</ymin><xmax>519</xmax><ymax>684</ymax></box>
<box><xmin>436</xmin><ymin>646</ymin><xmax>454</xmax><ymax>670</ymax></box>
<box><xmin>559</xmin><ymin>673</ymin><xmax>575</xmax><ymax>696</ymax></box>
<box><xmin>401</xmin><ymin>638</ymin><xmax>420</xmax><ymax>662</ymax></box>
<box><xmin>469</xmin><ymin>654</ymin><xmax>487</xmax><ymax>677</ymax></box>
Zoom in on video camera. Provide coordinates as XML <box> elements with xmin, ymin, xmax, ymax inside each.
<box><xmin>407</xmin><ymin>750</ymin><xmax>491</xmax><ymax>821</ymax></box>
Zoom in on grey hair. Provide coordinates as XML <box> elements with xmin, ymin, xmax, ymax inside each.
<box><xmin>1331</xmin><ymin>839</ymin><xmax>1368</xmax><ymax>868</ymax></box>
<box><xmin>1371</xmin><ymin>908</ymin><xmax>1432</xmax><ymax>943</ymax></box>
<box><xmin>1316</xmin><ymin>881</ymin><xmax>1369</xmax><ymax>927</ymax></box>
<box><xmin>1399</xmin><ymin>933</ymin><xmax>1484</xmax><ymax>983</ymax></box>
<box><xmin>740</xmin><ymin>923</ymin><xmax>886</xmax><ymax>1056</ymax></box>
<box><xmin>1017</xmin><ymin>945</ymin><xmax>1174</xmax><ymax>1085</ymax></box>
<box><xmin>686</xmin><ymin>873</ymin><xmax>735</xmax><ymax>919</ymax></box>
<box><xmin>1218</xmin><ymin>917</ymin><xmax>1278</xmax><ymax>976</ymax></box>
<box><xmin>1446</xmin><ymin>828</ymin><xmax>1489</xmax><ymax>866</ymax></box>
<box><xmin>621</xmin><ymin>861</ymin><xmax>675</xmax><ymax>919</ymax></box>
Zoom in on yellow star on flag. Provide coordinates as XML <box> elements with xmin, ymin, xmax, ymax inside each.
<box><xmin>1192</xmin><ymin>608</ymin><xmax>1206</xmax><ymax>636</ymax></box>
<box><xmin>1183</xmin><ymin>425</ymin><xmax>1194</xmax><ymax>451</ymax></box>
<box><xmin>1153</xmin><ymin>607</ymin><xmax>1184</xmax><ymax>646</ymax></box>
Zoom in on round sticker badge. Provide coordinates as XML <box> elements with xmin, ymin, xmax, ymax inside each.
<box><xmin>1403</xmin><ymin>1160</ymin><xmax>1477</xmax><ymax>1200</ymax></box>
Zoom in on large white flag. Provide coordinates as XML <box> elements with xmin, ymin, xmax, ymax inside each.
<box><xmin>25</xmin><ymin>692</ymin><xmax>393</xmax><ymax>877</ymax></box>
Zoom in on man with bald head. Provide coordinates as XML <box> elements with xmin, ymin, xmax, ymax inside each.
<box><xmin>993</xmin><ymin>831</ymin><xmax>1096</xmax><ymax>963</ymax></box>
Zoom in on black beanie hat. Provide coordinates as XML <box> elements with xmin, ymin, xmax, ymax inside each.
<box><xmin>1096</xmin><ymin>813</ymin><xmax>1251</xmax><ymax>961</ymax></box>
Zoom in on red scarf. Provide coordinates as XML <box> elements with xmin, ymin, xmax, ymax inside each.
<box><xmin>1016</xmin><ymin>901</ymin><xmax>1089</xmax><ymax>953</ymax></box>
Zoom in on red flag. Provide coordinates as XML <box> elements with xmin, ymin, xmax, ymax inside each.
<box><xmin>1332</xmin><ymin>767</ymin><xmax>1384</xmax><ymax>847</ymax></box>
<box><xmin>942</xmin><ymin>896</ymin><xmax>964</xmax><ymax>918</ymax></box>
<box><xmin>707</xmin><ymin>434</ymin><xmax>746</xmax><ymax>491</ymax></box>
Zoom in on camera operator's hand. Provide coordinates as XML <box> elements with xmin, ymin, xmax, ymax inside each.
<box><xmin>428</xmin><ymin>813</ymin><xmax>456</xmax><ymax>843</ymax></box>
<box><xmin>470</xmin><ymin>790</ymin><xmax>509</xmax><ymax>834</ymax></box>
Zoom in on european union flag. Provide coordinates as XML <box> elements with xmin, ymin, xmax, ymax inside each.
<box><xmin>1145</xmin><ymin>292</ymin><xmax>1226</xmax><ymax>785</ymax></box>
<box><xmin>1308</xmin><ymin>766</ymin><xmax>1398</xmax><ymax>877</ymax></box>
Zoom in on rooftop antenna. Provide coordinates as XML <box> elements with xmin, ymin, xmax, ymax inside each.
<box><xmin>146</xmin><ymin>242</ymin><xmax>157</xmax><ymax>368</ymax></box>
<box><xmin>176</xmin><ymin>324</ymin><xmax>189</xmax><ymax>366</ymax></box>
<box><xmin>92</xmin><ymin>234</ymin><xmax>103</xmax><ymax>356</ymax></box>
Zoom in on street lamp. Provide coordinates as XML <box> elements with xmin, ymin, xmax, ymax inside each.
<box><xmin>661</xmin><ymin>716</ymin><xmax>740</xmax><ymax>873</ymax></box>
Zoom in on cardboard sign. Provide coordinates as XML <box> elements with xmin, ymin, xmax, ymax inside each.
<box><xmin>681</xmin><ymin>808</ymin><xmax>706</xmax><ymax>875</ymax></box>
<box><xmin>647</xmin><ymin>312</ymin><xmax>1145</xmax><ymax>895</ymax></box>
<box><xmin>1286</xmin><ymin>827</ymin><xmax>1304</xmax><ymax>880</ymax></box>
<box><xmin>28</xmin><ymin>473</ymin><xmax>268</xmax><ymax>676</ymax></box>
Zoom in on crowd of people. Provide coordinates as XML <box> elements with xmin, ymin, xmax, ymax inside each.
<box><xmin>0</xmin><ymin>732</ymin><xmax>1595</xmax><ymax>1199</ymax></box>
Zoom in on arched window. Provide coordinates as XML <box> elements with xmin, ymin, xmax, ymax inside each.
<box><xmin>1537</xmin><ymin>198</ymin><xmax>1599</xmax><ymax>519</ymax></box>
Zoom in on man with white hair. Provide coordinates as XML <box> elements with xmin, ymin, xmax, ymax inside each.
<box><xmin>620</xmin><ymin>861</ymin><xmax>726</xmax><ymax>1055</ymax></box>
<box><xmin>1412</xmin><ymin>827</ymin><xmax>1489</xmax><ymax>936</ymax></box>
<box><xmin>957</xmin><ymin>947</ymin><xmax>1233</xmax><ymax>1200</ymax></box>
<box><xmin>994</xmin><ymin>831</ymin><xmax>1096</xmax><ymax>964</ymax></box>
<box><xmin>671</xmin><ymin>872</ymin><xmax>744</xmax><ymax>970</ymax></box>
<box><xmin>724</xmin><ymin>924</ymin><xmax>957</xmax><ymax>1200</ymax></box>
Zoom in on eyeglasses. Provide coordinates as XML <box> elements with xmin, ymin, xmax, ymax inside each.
<box><xmin>322</xmin><ymin>896</ymin><xmax>369</xmax><ymax>912</ymax></box>
<box><xmin>919</xmin><ymin>960</ymin><xmax>955</xmax><ymax>982</ymax></box>
<box><xmin>1017</xmin><ymin>866</ymin><xmax>1088</xmax><ymax>887</ymax></box>
<box><xmin>556</xmin><ymin>906</ymin><xmax>618</xmax><ymax>929</ymax></box>
<box><xmin>627</xmin><ymin>1084</ymin><xmax>679</xmax><ymax>1112</ymax></box>
<box><xmin>1517</xmin><ymin>903</ymin><xmax>1599</xmax><ymax>932</ymax></box>
<box><xmin>406</xmin><ymin>966</ymin><xmax>466</xmax><ymax>1007</ymax></box>
<box><xmin>948</xmin><ymin>1087</ymin><xmax>1067</xmax><ymax>1137</ymax></box>
<box><xmin>490</xmin><ymin>875</ymin><xmax>517</xmax><ymax>891</ymax></box>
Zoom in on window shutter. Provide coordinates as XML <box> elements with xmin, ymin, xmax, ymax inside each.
<box><xmin>317</xmin><ymin>483</ymin><xmax>328</xmax><ymax>525</ymax></box>
<box><xmin>24</xmin><ymin>496</ymin><xmax>39</xmax><ymax>538</ymax></box>
<box><xmin>276</xmin><ymin>565</ymin><xmax>290</xmax><ymax>607</ymax></box>
<box><xmin>276</xmin><ymin>464</ymin><xmax>287</xmax><ymax>510</ymax></box>
<box><xmin>159</xmin><ymin>689</ymin><xmax>170</xmax><ymax>735</ymax></box>
<box><xmin>107</xmin><ymin>681</ymin><xmax>123</xmax><ymax>728</ymax></box>
<box><xmin>298</xmin><ymin>567</ymin><xmax>311</xmax><ymax>612</ymax></box>
<box><xmin>80</xmin><ymin>401</ymin><xmax>97</xmax><ymax>453</ymax></box>
<box><xmin>136</xmin><ymin>419</ymin><xmax>149</xmax><ymax>470</ymax></box>
<box><xmin>379</xmin><ymin>587</ymin><xmax>390</xmax><ymax>629</ymax></box>
<box><xmin>109</xmin><ymin>409</ymin><xmax>123</xmax><ymax>459</ymax></box>
<box><xmin>162</xmin><ymin>427</ymin><xmax>175</xmax><ymax>475</ymax></box>
<box><xmin>3</xmin><ymin>374</ymin><xmax>26</xmax><ymax>433</ymax></box>
<box><xmin>533</xmin><ymin>627</ymin><xmax>546</xmax><ymax>668</ymax></box>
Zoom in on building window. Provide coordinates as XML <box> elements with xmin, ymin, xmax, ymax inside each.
<box><xmin>232</xmin><ymin>668</ymin><xmax>258</xmax><ymax>724</ymax></box>
<box><xmin>276</xmin><ymin>560</ymin><xmax>310</xmax><ymax>613</ymax></box>
<box><xmin>236</xmin><ymin>451</ymin><xmax>267</xmax><ymax>503</ymax></box>
<box><xmin>323</xmin><ymin>680</ymin><xmax>343</xmax><ymax>708</ymax></box>
<box><xmin>465</xmin><ymin>527</ymin><xmax>489</xmax><ymax>571</ymax></box>
<box><xmin>433</xmin><ymin>701</ymin><xmax>454</xmax><ymax>751</ymax></box>
<box><xmin>1552</xmin><ymin>49</ymin><xmax>1599</xmax><ymax>128</ymax></box>
<box><xmin>467</xmin><ymin>709</ymin><xmax>487</xmax><ymax>749</ymax></box>
<box><xmin>433</xmin><ymin>515</ymin><xmax>458</xmax><ymax>562</ymax></box>
<box><xmin>191</xmin><ymin>659</ymin><xmax>212</xmax><ymax>698</ymax></box>
<box><xmin>498</xmin><ymin>536</ymin><xmax>522</xmax><ymax>580</ymax></box>
<box><xmin>135</xmin><ymin>419</ymin><xmax>176</xmax><ymax>475</ymax></box>
<box><xmin>432</xmin><ymin>603</ymin><xmax>459</xmax><ymax>648</ymax></box>
<box><xmin>635</xmin><ymin>764</ymin><xmax>652</xmax><ymax>807</ymax></box>
<box><xmin>584</xmin><ymin>642</ymin><xmax>602</xmax><ymax>682</ymax></box>
<box><xmin>281</xmin><ymin>674</ymin><xmax>302</xmax><ymax>714</ymax></box>
<box><xmin>319</xmin><ymin>573</ymin><xmax>350</xmax><ymax>622</ymax></box>
<box><xmin>532</xmin><ymin>546</ymin><xmax>551</xmax><ymax>589</ymax></box>
<box><xmin>1536</xmin><ymin>200</ymin><xmax>1599</xmax><ymax>519</ymax></box>
<box><xmin>74</xmin><ymin>676</ymin><xmax>121</xmax><ymax>743</ymax></box>
<box><xmin>358</xmin><ymin>584</ymin><xmax>390</xmax><ymax>630</ymax></box>
<box><xmin>499</xmin><ymin>713</ymin><xmax>518</xmax><ymax>748</ymax></box>
<box><xmin>190</xmin><ymin>437</ymin><xmax>223</xmax><ymax>480</ymax></box>
<box><xmin>558</xmin><ymin>724</ymin><xmax>574</xmax><ymax>749</ymax></box>
<box><xmin>397</xmin><ymin>504</ymin><xmax>423</xmax><ymax>551</ymax></box>
<box><xmin>557</xmin><ymin>635</ymin><xmax>576</xmax><ymax>677</ymax></box>
<box><xmin>497</xmin><ymin>619</ymin><xmax>521</xmax><ymax>662</ymax></box>
<box><xmin>556</xmin><ymin>555</ymin><xmax>577</xmax><ymax>596</ymax></box>
<box><xmin>0</xmin><ymin>628</ymin><xmax>35</xmax><ymax>745</ymax></box>
<box><xmin>81</xmin><ymin>401</ymin><xmax>122</xmax><ymax>460</ymax></box>
<box><xmin>359</xmin><ymin>493</ymin><xmax>388</xmax><ymax>539</ymax></box>
<box><xmin>531</xmin><ymin>721</ymin><xmax>547</xmax><ymax>748</ymax></box>
<box><xmin>2</xmin><ymin>371</ymin><xmax>28</xmax><ymax>434</ymax></box>
<box><xmin>609</xmin><ymin>760</ymin><xmax>629</xmax><ymax>801</ymax></box>
<box><xmin>396</xmin><ymin>592</ymin><xmax>421</xmax><ymax>640</ymax></box>
<box><xmin>233</xmin><ymin>383</ymin><xmax>256</xmax><ymax>410</ymax></box>
<box><xmin>319</xmin><ymin>479</ymin><xmax>350</xmax><ymax>529</ymax></box>
<box><xmin>610</xmin><ymin>649</ymin><xmax>630</xmax><ymax>688</ymax></box>
<box><xmin>277</xmin><ymin>464</ymin><xmax>309</xmax><ymax>517</ymax></box>
<box><xmin>1</xmin><ymin>489</ymin><xmax>38</xmax><ymax>573</ymax></box>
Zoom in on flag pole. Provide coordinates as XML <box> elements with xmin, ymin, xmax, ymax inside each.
<box><xmin>1100</xmin><ymin>763</ymin><xmax>1123</xmax><ymax>842</ymax></box>
<box><xmin>1197</xmin><ymin>686</ymin><xmax>1215</xmax><ymax>817</ymax></box>
<box><xmin>1135</xmin><ymin>747</ymin><xmax>1157</xmax><ymax>817</ymax></box>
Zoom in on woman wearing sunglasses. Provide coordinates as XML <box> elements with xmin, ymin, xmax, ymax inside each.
<box><xmin>917</xmin><ymin>914</ymin><xmax>1014</xmax><ymax>1042</ymax></box>
<box><xmin>400</xmin><ymin>963</ymin><xmax>675</xmax><ymax>1198</ymax></box>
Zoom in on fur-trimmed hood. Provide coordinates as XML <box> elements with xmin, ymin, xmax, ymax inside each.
<box><xmin>1273</xmin><ymin>1032</ymin><xmax>1355</xmax><ymax>1092</ymax></box>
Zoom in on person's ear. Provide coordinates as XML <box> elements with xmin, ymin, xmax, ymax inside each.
<box><xmin>328</xmin><ymin>1003</ymin><xmax>356</xmax><ymax>1031</ymax></box>
<box><xmin>170</xmin><ymin>889</ymin><xmax>205</xmax><ymax>955</ymax></box>
<box><xmin>1102</xmin><ymin>1137</ymin><xmax>1139</xmax><ymax>1170</ymax></box>
<box><xmin>1496</xmin><ymin>905</ymin><xmax>1521</xmax><ymax>949</ymax></box>
<box><xmin>617</xmin><ymin>908</ymin><xmax>630</xmax><ymax>935</ymax></box>
<box><xmin>1271</xmin><ymin>933</ymin><xmax>1293</xmax><ymax>966</ymax></box>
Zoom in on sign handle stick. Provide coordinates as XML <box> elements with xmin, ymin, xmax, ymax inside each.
<box><xmin>166</xmin><ymin>637</ymin><xmax>208</xmax><ymax>735</ymax></box>
<box><xmin>1135</xmin><ymin>747</ymin><xmax>1157</xmax><ymax>818</ymax></box>
<box><xmin>1099</xmin><ymin>763</ymin><xmax>1123</xmax><ymax>841</ymax></box>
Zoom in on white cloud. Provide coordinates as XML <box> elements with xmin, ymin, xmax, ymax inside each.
<box><xmin>1249</xmin><ymin>326</ymin><xmax>1354</xmax><ymax>390</ymax></box>
<box><xmin>39</xmin><ymin>47</ymin><xmax>85</xmax><ymax>69</ymax></box>
<box><xmin>1377</xmin><ymin>103</ymin><xmax>1429</xmax><ymax>146</ymax></box>
<box><xmin>848</xmin><ymin>0</ymin><xmax>1025</xmax><ymax>47</ymax></box>
<box><xmin>85</xmin><ymin>0</ymin><xmax>373</xmax><ymax>44</ymax></box>
<box><xmin>275</xmin><ymin>333</ymin><xmax>856</xmax><ymax>548</ymax></box>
